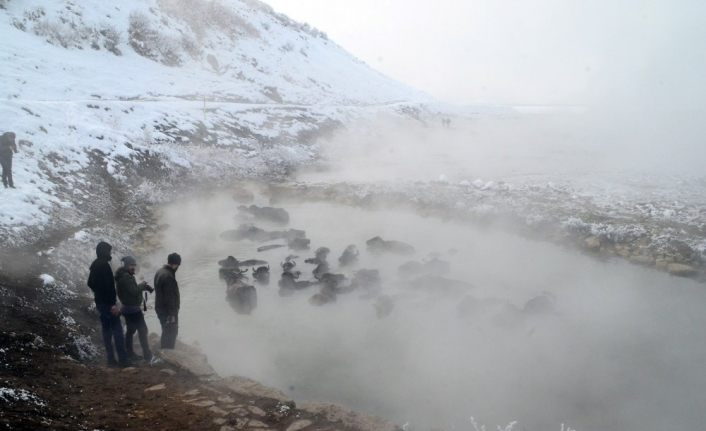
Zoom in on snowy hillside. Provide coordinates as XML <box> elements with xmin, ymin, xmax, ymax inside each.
<box><xmin>2</xmin><ymin>0</ymin><xmax>422</xmax><ymax>104</ymax></box>
<box><xmin>0</xmin><ymin>0</ymin><xmax>430</xmax><ymax>245</ymax></box>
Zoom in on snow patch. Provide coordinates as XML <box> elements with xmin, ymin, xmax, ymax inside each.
<box><xmin>38</xmin><ymin>274</ymin><xmax>56</xmax><ymax>287</ymax></box>
<box><xmin>73</xmin><ymin>230</ymin><xmax>89</xmax><ymax>242</ymax></box>
<box><xmin>0</xmin><ymin>386</ymin><xmax>47</xmax><ymax>408</ymax></box>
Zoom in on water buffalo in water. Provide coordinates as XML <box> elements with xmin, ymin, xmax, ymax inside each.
<box><xmin>305</xmin><ymin>247</ymin><xmax>330</xmax><ymax>265</ymax></box>
<box><xmin>307</xmin><ymin>273</ymin><xmax>349</xmax><ymax>306</ymax></box>
<box><xmin>227</xmin><ymin>282</ymin><xmax>257</xmax><ymax>314</ymax></box>
<box><xmin>219</xmin><ymin>256</ymin><xmax>268</xmax><ymax>268</ymax></box>
<box><xmin>351</xmin><ymin>269</ymin><xmax>382</xmax><ymax>295</ymax></box>
<box><xmin>312</xmin><ymin>262</ymin><xmax>330</xmax><ymax>280</ymax></box>
<box><xmin>220</xmin><ymin>224</ymin><xmax>305</xmax><ymax>242</ymax></box>
<box><xmin>252</xmin><ymin>265</ymin><xmax>270</xmax><ymax>285</ymax></box>
<box><xmin>220</xmin><ymin>266</ymin><xmax>257</xmax><ymax>314</ymax></box>
<box><xmin>522</xmin><ymin>292</ymin><xmax>556</xmax><ymax>315</ymax></box>
<box><xmin>309</xmin><ymin>273</ymin><xmax>347</xmax><ymax>305</ymax></box>
<box><xmin>338</xmin><ymin>244</ymin><xmax>359</xmax><ymax>266</ymax></box>
<box><xmin>309</xmin><ymin>272</ymin><xmax>346</xmax><ymax>305</ymax></box>
<box><xmin>366</xmin><ymin>236</ymin><xmax>415</xmax><ymax>255</ymax></box>
<box><xmin>319</xmin><ymin>273</ymin><xmax>346</xmax><ymax>290</ymax></box>
<box><xmin>219</xmin><ymin>266</ymin><xmax>248</xmax><ymax>285</ymax></box>
<box><xmin>278</xmin><ymin>259</ymin><xmax>315</xmax><ymax>295</ymax></box>
<box><xmin>310</xmin><ymin>290</ymin><xmax>337</xmax><ymax>306</ymax></box>
<box><xmin>257</xmin><ymin>244</ymin><xmax>286</xmax><ymax>252</ymax></box>
<box><xmin>306</xmin><ymin>247</ymin><xmax>331</xmax><ymax>278</ymax></box>
<box><xmin>218</xmin><ymin>256</ymin><xmax>267</xmax><ymax>282</ymax></box>
<box><xmin>288</xmin><ymin>237</ymin><xmax>310</xmax><ymax>251</ymax></box>
<box><xmin>238</xmin><ymin>205</ymin><xmax>290</xmax><ymax>224</ymax></box>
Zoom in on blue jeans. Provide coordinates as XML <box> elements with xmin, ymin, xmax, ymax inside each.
<box><xmin>97</xmin><ymin>303</ymin><xmax>127</xmax><ymax>364</ymax></box>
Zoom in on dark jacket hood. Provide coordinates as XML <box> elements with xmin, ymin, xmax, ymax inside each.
<box><xmin>96</xmin><ymin>241</ymin><xmax>112</xmax><ymax>260</ymax></box>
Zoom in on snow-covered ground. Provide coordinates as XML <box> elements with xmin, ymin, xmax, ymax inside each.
<box><xmin>0</xmin><ymin>0</ymin><xmax>430</xmax><ymax>245</ymax></box>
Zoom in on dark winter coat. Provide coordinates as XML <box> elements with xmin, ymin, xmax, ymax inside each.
<box><xmin>0</xmin><ymin>133</ymin><xmax>17</xmax><ymax>160</ymax></box>
<box><xmin>154</xmin><ymin>265</ymin><xmax>180</xmax><ymax>317</ymax></box>
<box><xmin>87</xmin><ymin>242</ymin><xmax>116</xmax><ymax>306</ymax></box>
<box><xmin>115</xmin><ymin>267</ymin><xmax>149</xmax><ymax>309</ymax></box>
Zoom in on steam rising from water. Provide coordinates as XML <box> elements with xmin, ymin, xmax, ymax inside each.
<box><xmin>146</xmin><ymin>184</ymin><xmax>706</xmax><ymax>431</ymax></box>
<box><xmin>298</xmin><ymin>111</ymin><xmax>706</xmax><ymax>186</ymax></box>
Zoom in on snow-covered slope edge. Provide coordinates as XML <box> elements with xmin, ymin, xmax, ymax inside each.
<box><xmin>0</xmin><ymin>0</ymin><xmax>432</xmax><ymax>246</ymax></box>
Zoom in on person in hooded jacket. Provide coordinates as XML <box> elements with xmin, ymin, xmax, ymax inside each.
<box><xmin>87</xmin><ymin>241</ymin><xmax>129</xmax><ymax>367</ymax></box>
<box><xmin>0</xmin><ymin>132</ymin><xmax>18</xmax><ymax>189</ymax></box>
<box><xmin>154</xmin><ymin>252</ymin><xmax>181</xmax><ymax>349</ymax></box>
<box><xmin>115</xmin><ymin>256</ymin><xmax>154</xmax><ymax>362</ymax></box>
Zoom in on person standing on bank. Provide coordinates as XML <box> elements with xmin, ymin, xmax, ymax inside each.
<box><xmin>115</xmin><ymin>256</ymin><xmax>154</xmax><ymax>362</ymax></box>
<box><xmin>87</xmin><ymin>241</ymin><xmax>129</xmax><ymax>367</ymax></box>
<box><xmin>0</xmin><ymin>132</ymin><xmax>18</xmax><ymax>189</ymax></box>
<box><xmin>154</xmin><ymin>253</ymin><xmax>181</xmax><ymax>349</ymax></box>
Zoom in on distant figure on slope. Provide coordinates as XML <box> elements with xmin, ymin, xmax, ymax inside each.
<box><xmin>87</xmin><ymin>241</ymin><xmax>129</xmax><ymax>367</ymax></box>
<box><xmin>0</xmin><ymin>132</ymin><xmax>18</xmax><ymax>189</ymax></box>
<box><xmin>154</xmin><ymin>253</ymin><xmax>182</xmax><ymax>349</ymax></box>
<box><xmin>115</xmin><ymin>256</ymin><xmax>154</xmax><ymax>363</ymax></box>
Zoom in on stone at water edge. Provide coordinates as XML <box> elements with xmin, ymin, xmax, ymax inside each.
<box><xmin>144</xmin><ymin>383</ymin><xmax>166</xmax><ymax>392</ymax></box>
<box><xmin>160</xmin><ymin>368</ymin><xmax>177</xmax><ymax>376</ymax></box>
<box><xmin>667</xmin><ymin>263</ymin><xmax>698</xmax><ymax>277</ymax></box>
<box><xmin>183</xmin><ymin>389</ymin><xmax>200</xmax><ymax>397</ymax></box>
<box><xmin>217</xmin><ymin>395</ymin><xmax>235</xmax><ymax>403</ymax></box>
<box><xmin>584</xmin><ymin>236</ymin><xmax>601</xmax><ymax>251</ymax></box>
<box><xmin>286</xmin><ymin>419</ymin><xmax>313</xmax><ymax>431</ymax></box>
<box><xmin>655</xmin><ymin>259</ymin><xmax>670</xmax><ymax>270</ymax></box>
<box><xmin>248</xmin><ymin>405</ymin><xmax>266</xmax><ymax>417</ymax></box>
<box><xmin>616</xmin><ymin>248</ymin><xmax>631</xmax><ymax>258</ymax></box>
<box><xmin>208</xmin><ymin>406</ymin><xmax>229</xmax><ymax>416</ymax></box>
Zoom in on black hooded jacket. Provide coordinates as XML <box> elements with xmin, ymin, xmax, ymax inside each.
<box><xmin>154</xmin><ymin>265</ymin><xmax>180</xmax><ymax>317</ymax></box>
<box><xmin>0</xmin><ymin>133</ymin><xmax>17</xmax><ymax>160</ymax></box>
<box><xmin>87</xmin><ymin>242</ymin><xmax>116</xmax><ymax>305</ymax></box>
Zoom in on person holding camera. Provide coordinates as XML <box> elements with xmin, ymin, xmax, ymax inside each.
<box><xmin>115</xmin><ymin>255</ymin><xmax>155</xmax><ymax>363</ymax></box>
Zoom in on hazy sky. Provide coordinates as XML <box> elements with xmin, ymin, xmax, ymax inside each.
<box><xmin>264</xmin><ymin>0</ymin><xmax>706</xmax><ymax>106</ymax></box>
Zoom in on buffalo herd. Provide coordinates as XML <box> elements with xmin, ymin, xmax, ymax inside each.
<box><xmin>218</xmin><ymin>203</ymin><xmax>556</xmax><ymax>322</ymax></box>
